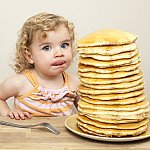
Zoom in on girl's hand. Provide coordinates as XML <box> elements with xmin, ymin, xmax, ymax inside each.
<box><xmin>7</xmin><ymin>109</ymin><xmax>31</xmax><ymax>120</ymax></box>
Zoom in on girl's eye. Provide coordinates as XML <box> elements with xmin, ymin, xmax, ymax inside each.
<box><xmin>42</xmin><ymin>45</ymin><xmax>52</xmax><ymax>51</ymax></box>
<box><xmin>61</xmin><ymin>43</ymin><xmax>69</xmax><ymax>49</ymax></box>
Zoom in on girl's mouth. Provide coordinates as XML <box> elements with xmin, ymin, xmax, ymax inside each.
<box><xmin>52</xmin><ymin>60</ymin><xmax>65</xmax><ymax>66</ymax></box>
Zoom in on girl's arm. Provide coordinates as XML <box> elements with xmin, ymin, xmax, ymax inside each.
<box><xmin>0</xmin><ymin>75</ymin><xmax>31</xmax><ymax>119</ymax></box>
<box><xmin>74</xmin><ymin>93</ymin><xmax>80</xmax><ymax>109</ymax></box>
<box><xmin>0</xmin><ymin>76</ymin><xmax>18</xmax><ymax>116</ymax></box>
<box><xmin>0</xmin><ymin>99</ymin><xmax>10</xmax><ymax>116</ymax></box>
<box><xmin>68</xmin><ymin>73</ymin><xmax>80</xmax><ymax>109</ymax></box>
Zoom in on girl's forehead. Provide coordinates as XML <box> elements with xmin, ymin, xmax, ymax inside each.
<box><xmin>35</xmin><ymin>25</ymin><xmax>67</xmax><ymax>34</ymax></box>
<box><xmin>31</xmin><ymin>28</ymin><xmax>71</xmax><ymax>45</ymax></box>
<box><xmin>36</xmin><ymin>27</ymin><xmax>70</xmax><ymax>39</ymax></box>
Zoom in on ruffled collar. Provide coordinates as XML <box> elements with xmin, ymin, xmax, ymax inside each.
<box><xmin>29</xmin><ymin>85</ymin><xmax>76</xmax><ymax>102</ymax></box>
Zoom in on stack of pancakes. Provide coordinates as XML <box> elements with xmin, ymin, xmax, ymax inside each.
<box><xmin>77</xmin><ymin>29</ymin><xmax>150</xmax><ymax>137</ymax></box>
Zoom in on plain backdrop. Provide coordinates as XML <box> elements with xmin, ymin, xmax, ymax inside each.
<box><xmin>0</xmin><ymin>0</ymin><xmax>150</xmax><ymax>107</ymax></box>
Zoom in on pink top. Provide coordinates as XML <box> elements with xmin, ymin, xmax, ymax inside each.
<box><xmin>14</xmin><ymin>69</ymin><xmax>77</xmax><ymax>116</ymax></box>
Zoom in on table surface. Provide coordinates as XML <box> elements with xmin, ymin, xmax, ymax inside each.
<box><xmin>0</xmin><ymin>116</ymin><xmax>150</xmax><ymax>150</ymax></box>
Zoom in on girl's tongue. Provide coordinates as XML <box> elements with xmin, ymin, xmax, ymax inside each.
<box><xmin>52</xmin><ymin>60</ymin><xmax>65</xmax><ymax>66</ymax></box>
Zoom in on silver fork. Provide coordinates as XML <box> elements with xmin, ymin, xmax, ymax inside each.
<box><xmin>0</xmin><ymin>120</ymin><xmax>60</xmax><ymax>135</ymax></box>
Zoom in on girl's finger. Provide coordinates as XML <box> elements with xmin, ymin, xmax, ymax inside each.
<box><xmin>23</xmin><ymin>112</ymin><xmax>32</xmax><ymax>119</ymax></box>
<box><xmin>13</xmin><ymin>111</ymin><xmax>20</xmax><ymax>120</ymax></box>
<box><xmin>17</xmin><ymin>111</ymin><xmax>25</xmax><ymax>120</ymax></box>
<box><xmin>8</xmin><ymin>111</ymin><xmax>15</xmax><ymax>119</ymax></box>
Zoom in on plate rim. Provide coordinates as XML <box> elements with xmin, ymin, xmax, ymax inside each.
<box><xmin>65</xmin><ymin>114</ymin><xmax>150</xmax><ymax>142</ymax></box>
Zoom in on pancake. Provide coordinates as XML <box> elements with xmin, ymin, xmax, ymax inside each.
<box><xmin>78</xmin><ymin>120</ymin><xmax>147</xmax><ymax>137</ymax></box>
<box><xmin>80</xmin><ymin>93</ymin><xmax>146</xmax><ymax>105</ymax></box>
<box><xmin>78</xmin><ymin>106</ymin><xmax>150</xmax><ymax>120</ymax></box>
<box><xmin>80</xmin><ymin>49</ymin><xmax>138</xmax><ymax>61</ymax></box>
<box><xmin>77</xmin><ymin>43</ymin><xmax>137</xmax><ymax>55</ymax></box>
<box><xmin>79</xmin><ymin>68</ymin><xmax>140</xmax><ymax>79</ymax></box>
<box><xmin>77</xmin><ymin>114</ymin><xmax>149</xmax><ymax>130</ymax></box>
<box><xmin>82</xmin><ymin>113</ymin><xmax>146</xmax><ymax>124</ymax></box>
<box><xmin>78</xmin><ymin>61</ymin><xmax>141</xmax><ymax>73</ymax></box>
<box><xmin>78</xmin><ymin>99</ymin><xmax>149</xmax><ymax>111</ymax></box>
<box><xmin>79</xmin><ymin>71</ymin><xmax>143</xmax><ymax>84</ymax></box>
<box><xmin>77</xmin><ymin>29</ymin><xmax>137</xmax><ymax>47</ymax></box>
<box><xmin>81</xmin><ymin>77</ymin><xmax>143</xmax><ymax>89</ymax></box>
<box><xmin>79</xmin><ymin>52</ymin><xmax>140</xmax><ymax>68</ymax></box>
<box><xmin>79</xmin><ymin>82</ymin><xmax>144</xmax><ymax>95</ymax></box>
<box><xmin>80</xmin><ymin>89</ymin><xmax>144</xmax><ymax>100</ymax></box>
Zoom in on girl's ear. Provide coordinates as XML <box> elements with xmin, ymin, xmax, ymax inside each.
<box><xmin>24</xmin><ymin>49</ymin><xmax>34</xmax><ymax>64</ymax></box>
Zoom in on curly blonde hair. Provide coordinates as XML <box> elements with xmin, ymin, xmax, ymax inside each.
<box><xmin>11</xmin><ymin>12</ymin><xmax>75</xmax><ymax>73</ymax></box>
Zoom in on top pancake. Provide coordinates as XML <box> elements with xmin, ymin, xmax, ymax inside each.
<box><xmin>77</xmin><ymin>29</ymin><xmax>137</xmax><ymax>47</ymax></box>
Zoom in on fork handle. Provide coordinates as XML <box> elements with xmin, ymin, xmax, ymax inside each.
<box><xmin>0</xmin><ymin>120</ymin><xmax>39</xmax><ymax>128</ymax></box>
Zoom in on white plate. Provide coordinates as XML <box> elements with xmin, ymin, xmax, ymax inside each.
<box><xmin>65</xmin><ymin>114</ymin><xmax>150</xmax><ymax>142</ymax></box>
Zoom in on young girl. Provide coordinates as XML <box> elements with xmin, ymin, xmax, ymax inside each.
<box><xmin>0</xmin><ymin>13</ymin><xmax>80</xmax><ymax>120</ymax></box>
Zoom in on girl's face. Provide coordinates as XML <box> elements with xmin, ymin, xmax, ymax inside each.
<box><xmin>26</xmin><ymin>25</ymin><xmax>73</xmax><ymax>76</ymax></box>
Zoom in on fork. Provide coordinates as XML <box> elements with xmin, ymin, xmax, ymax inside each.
<box><xmin>0</xmin><ymin>120</ymin><xmax>60</xmax><ymax>135</ymax></box>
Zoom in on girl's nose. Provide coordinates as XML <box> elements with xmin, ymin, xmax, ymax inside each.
<box><xmin>54</xmin><ymin>47</ymin><xmax>64</xmax><ymax>57</ymax></box>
